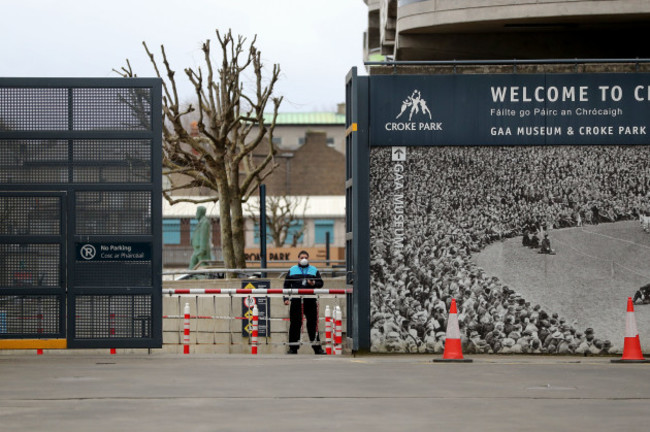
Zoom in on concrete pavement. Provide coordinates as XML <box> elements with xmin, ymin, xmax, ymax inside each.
<box><xmin>1</xmin><ymin>352</ymin><xmax>649</xmax><ymax>432</ymax></box>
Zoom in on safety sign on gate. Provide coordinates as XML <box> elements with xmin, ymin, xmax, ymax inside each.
<box><xmin>241</xmin><ymin>280</ymin><xmax>270</xmax><ymax>337</ymax></box>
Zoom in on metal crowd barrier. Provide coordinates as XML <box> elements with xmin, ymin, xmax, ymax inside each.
<box><xmin>162</xmin><ymin>289</ymin><xmax>349</xmax><ymax>354</ymax></box>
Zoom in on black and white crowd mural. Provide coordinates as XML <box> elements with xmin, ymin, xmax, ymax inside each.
<box><xmin>369</xmin><ymin>145</ymin><xmax>650</xmax><ymax>354</ymax></box>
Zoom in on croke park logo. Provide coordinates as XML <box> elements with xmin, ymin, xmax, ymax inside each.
<box><xmin>386</xmin><ymin>89</ymin><xmax>442</xmax><ymax>131</ymax></box>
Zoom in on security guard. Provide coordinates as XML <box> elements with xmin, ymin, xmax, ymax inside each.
<box><xmin>284</xmin><ymin>250</ymin><xmax>325</xmax><ymax>354</ymax></box>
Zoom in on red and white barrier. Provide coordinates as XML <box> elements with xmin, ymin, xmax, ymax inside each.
<box><xmin>165</xmin><ymin>288</ymin><xmax>351</xmax><ymax>295</ymax></box>
<box><xmin>163</xmin><ymin>314</ymin><xmax>288</xmax><ymax>321</ymax></box>
<box><xmin>183</xmin><ymin>302</ymin><xmax>190</xmax><ymax>355</ymax></box>
<box><xmin>334</xmin><ymin>305</ymin><xmax>343</xmax><ymax>355</ymax></box>
<box><xmin>251</xmin><ymin>305</ymin><xmax>259</xmax><ymax>355</ymax></box>
<box><xmin>166</xmin><ymin>294</ymin><xmax>344</xmax><ymax>355</ymax></box>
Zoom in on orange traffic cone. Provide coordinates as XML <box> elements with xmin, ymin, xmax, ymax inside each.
<box><xmin>611</xmin><ymin>297</ymin><xmax>649</xmax><ymax>363</ymax></box>
<box><xmin>434</xmin><ymin>298</ymin><xmax>472</xmax><ymax>363</ymax></box>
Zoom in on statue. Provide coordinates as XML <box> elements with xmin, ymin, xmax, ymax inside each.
<box><xmin>189</xmin><ymin>206</ymin><xmax>212</xmax><ymax>269</ymax></box>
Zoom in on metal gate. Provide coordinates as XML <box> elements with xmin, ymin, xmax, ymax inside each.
<box><xmin>0</xmin><ymin>78</ymin><xmax>162</xmax><ymax>349</ymax></box>
<box><xmin>0</xmin><ymin>192</ymin><xmax>67</xmax><ymax>340</ymax></box>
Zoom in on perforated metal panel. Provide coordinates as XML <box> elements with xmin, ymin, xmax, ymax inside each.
<box><xmin>0</xmin><ymin>196</ymin><xmax>61</xmax><ymax>235</ymax></box>
<box><xmin>0</xmin><ymin>140</ymin><xmax>69</xmax><ymax>183</ymax></box>
<box><xmin>74</xmin><ymin>295</ymin><xmax>152</xmax><ymax>339</ymax></box>
<box><xmin>0</xmin><ymin>78</ymin><xmax>162</xmax><ymax>349</ymax></box>
<box><xmin>75</xmin><ymin>261</ymin><xmax>152</xmax><ymax>287</ymax></box>
<box><xmin>0</xmin><ymin>295</ymin><xmax>61</xmax><ymax>336</ymax></box>
<box><xmin>0</xmin><ymin>88</ymin><xmax>69</xmax><ymax>130</ymax></box>
<box><xmin>0</xmin><ymin>244</ymin><xmax>60</xmax><ymax>288</ymax></box>
<box><xmin>0</xmin><ymin>192</ymin><xmax>66</xmax><ymax>339</ymax></box>
<box><xmin>73</xmin><ymin>140</ymin><xmax>152</xmax><ymax>183</ymax></box>
<box><xmin>76</xmin><ymin>191</ymin><xmax>152</xmax><ymax>235</ymax></box>
<box><xmin>72</xmin><ymin>88</ymin><xmax>152</xmax><ymax>131</ymax></box>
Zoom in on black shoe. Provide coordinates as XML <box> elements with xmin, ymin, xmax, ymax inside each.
<box><xmin>287</xmin><ymin>350</ymin><xmax>298</xmax><ymax>355</ymax></box>
<box><xmin>313</xmin><ymin>348</ymin><xmax>326</xmax><ymax>355</ymax></box>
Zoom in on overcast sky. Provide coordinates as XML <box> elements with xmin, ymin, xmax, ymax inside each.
<box><xmin>1</xmin><ymin>0</ymin><xmax>368</xmax><ymax>112</ymax></box>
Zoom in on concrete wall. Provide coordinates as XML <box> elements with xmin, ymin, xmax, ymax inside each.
<box><xmin>365</xmin><ymin>0</ymin><xmax>650</xmax><ymax>60</ymax></box>
<box><xmin>398</xmin><ymin>0</ymin><xmax>650</xmax><ymax>32</ymax></box>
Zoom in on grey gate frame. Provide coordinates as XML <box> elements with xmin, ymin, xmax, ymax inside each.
<box><xmin>345</xmin><ymin>68</ymin><xmax>370</xmax><ymax>352</ymax></box>
<box><xmin>0</xmin><ymin>78</ymin><xmax>163</xmax><ymax>349</ymax></box>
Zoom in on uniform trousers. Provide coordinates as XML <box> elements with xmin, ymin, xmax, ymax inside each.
<box><xmin>288</xmin><ymin>297</ymin><xmax>321</xmax><ymax>352</ymax></box>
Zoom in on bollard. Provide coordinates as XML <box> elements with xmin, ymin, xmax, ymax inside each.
<box><xmin>334</xmin><ymin>306</ymin><xmax>343</xmax><ymax>356</ymax></box>
<box><xmin>183</xmin><ymin>302</ymin><xmax>190</xmax><ymax>354</ymax></box>
<box><xmin>251</xmin><ymin>304</ymin><xmax>259</xmax><ymax>355</ymax></box>
<box><xmin>109</xmin><ymin>311</ymin><xmax>116</xmax><ymax>354</ymax></box>
<box><xmin>332</xmin><ymin>305</ymin><xmax>338</xmax><ymax>355</ymax></box>
<box><xmin>325</xmin><ymin>305</ymin><xmax>332</xmax><ymax>355</ymax></box>
<box><xmin>37</xmin><ymin>312</ymin><xmax>45</xmax><ymax>355</ymax></box>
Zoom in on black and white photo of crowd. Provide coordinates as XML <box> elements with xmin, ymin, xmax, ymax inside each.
<box><xmin>369</xmin><ymin>145</ymin><xmax>650</xmax><ymax>354</ymax></box>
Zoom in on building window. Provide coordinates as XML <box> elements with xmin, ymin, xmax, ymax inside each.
<box><xmin>326</xmin><ymin>137</ymin><xmax>335</xmax><ymax>147</ymax></box>
<box><xmin>163</xmin><ymin>219</ymin><xmax>181</xmax><ymax>245</ymax></box>
<box><xmin>254</xmin><ymin>220</ymin><xmax>304</xmax><ymax>245</ymax></box>
<box><xmin>314</xmin><ymin>219</ymin><xmax>334</xmax><ymax>244</ymax></box>
<box><xmin>298</xmin><ymin>137</ymin><xmax>305</xmax><ymax>146</ymax></box>
<box><xmin>272</xmin><ymin>137</ymin><xmax>282</xmax><ymax>146</ymax></box>
<box><xmin>253</xmin><ymin>222</ymin><xmax>266</xmax><ymax>245</ymax></box>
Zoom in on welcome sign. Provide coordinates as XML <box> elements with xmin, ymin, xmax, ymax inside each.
<box><xmin>370</xmin><ymin>73</ymin><xmax>650</xmax><ymax>146</ymax></box>
<box><xmin>361</xmin><ymin>69</ymin><xmax>650</xmax><ymax>355</ymax></box>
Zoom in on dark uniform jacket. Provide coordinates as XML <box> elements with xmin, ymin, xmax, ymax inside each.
<box><xmin>283</xmin><ymin>264</ymin><xmax>323</xmax><ymax>300</ymax></box>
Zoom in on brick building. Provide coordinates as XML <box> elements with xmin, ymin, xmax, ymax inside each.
<box><xmin>259</xmin><ymin>129</ymin><xmax>345</xmax><ymax>196</ymax></box>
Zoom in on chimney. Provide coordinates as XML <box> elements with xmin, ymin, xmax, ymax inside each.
<box><xmin>190</xmin><ymin>121</ymin><xmax>199</xmax><ymax>137</ymax></box>
<box><xmin>336</xmin><ymin>103</ymin><xmax>345</xmax><ymax>115</ymax></box>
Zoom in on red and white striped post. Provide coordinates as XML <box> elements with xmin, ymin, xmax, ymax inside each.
<box><xmin>324</xmin><ymin>305</ymin><xmax>332</xmax><ymax>355</ymax></box>
<box><xmin>334</xmin><ymin>305</ymin><xmax>343</xmax><ymax>355</ymax></box>
<box><xmin>251</xmin><ymin>305</ymin><xmax>259</xmax><ymax>355</ymax></box>
<box><xmin>183</xmin><ymin>302</ymin><xmax>190</xmax><ymax>355</ymax></box>
<box><xmin>331</xmin><ymin>305</ymin><xmax>337</xmax><ymax>355</ymax></box>
<box><xmin>109</xmin><ymin>310</ymin><xmax>116</xmax><ymax>355</ymax></box>
<box><xmin>37</xmin><ymin>303</ymin><xmax>44</xmax><ymax>355</ymax></box>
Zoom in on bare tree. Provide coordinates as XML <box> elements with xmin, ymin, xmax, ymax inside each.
<box><xmin>116</xmin><ymin>29</ymin><xmax>282</xmax><ymax>268</ymax></box>
<box><xmin>246</xmin><ymin>196</ymin><xmax>308</xmax><ymax>248</ymax></box>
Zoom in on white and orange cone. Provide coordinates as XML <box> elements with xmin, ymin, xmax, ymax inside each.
<box><xmin>434</xmin><ymin>298</ymin><xmax>472</xmax><ymax>363</ymax></box>
<box><xmin>612</xmin><ymin>297</ymin><xmax>649</xmax><ymax>363</ymax></box>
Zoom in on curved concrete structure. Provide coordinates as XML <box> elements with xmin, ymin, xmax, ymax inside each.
<box><xmin>363</xmin><ymin>0</ymin><xmax>650</xmax><ymax>60</ymax></box>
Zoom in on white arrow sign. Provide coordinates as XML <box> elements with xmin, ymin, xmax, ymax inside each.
<box><xmin>392</xmin><ymin>146</ymin><xmax>406</xmax><ymax>161</ymax></box>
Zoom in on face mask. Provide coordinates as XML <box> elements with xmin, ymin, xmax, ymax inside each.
<box><xmin>299</xmin><ymin>258</ymin><xmax>309</xmax><ymax>266</ymax></box>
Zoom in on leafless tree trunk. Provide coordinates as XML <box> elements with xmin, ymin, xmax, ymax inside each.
<box><xmin>115</xmin><ymin>29</ymin><xmax>282</xmax><ymax>269</ymax></box>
